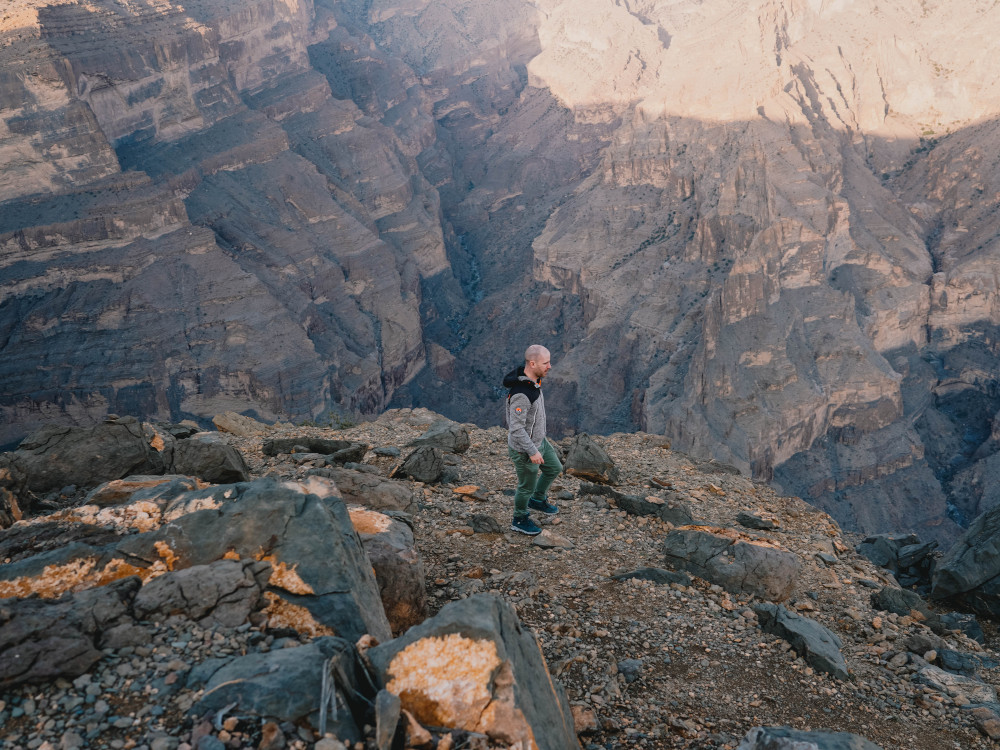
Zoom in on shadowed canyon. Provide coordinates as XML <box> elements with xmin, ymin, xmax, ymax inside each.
<box><xmin>4</xmin><ymin>0</ymin><xmax>1000</xmax><ymax>544</ymax></box>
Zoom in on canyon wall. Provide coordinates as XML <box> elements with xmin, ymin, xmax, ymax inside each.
<box><xmin>4</xmin><ymin>0</ymin><xmax>1000</xmax><ymax>542</ymax></box>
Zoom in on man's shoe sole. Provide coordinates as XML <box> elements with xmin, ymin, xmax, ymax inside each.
<box><xmin>510</xmin><ymin>523</ymin><xmax>541</xmax><ymax>536</ymax></box>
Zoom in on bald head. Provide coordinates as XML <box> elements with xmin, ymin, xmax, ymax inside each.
<box><xmin>524</xmin><ymin>345</ymin><xmax>551</xmax><ymax>382</ymax></box>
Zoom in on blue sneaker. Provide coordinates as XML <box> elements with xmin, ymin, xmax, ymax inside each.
<box><xmin>511</xmin><ymin>515</ymin><xmax>542</xmax><ymax>535</ymax></box>
<box><xmin>528</xmin><ymin>496</ymin><xmax>559</xmax><ymax>515</ymax></box>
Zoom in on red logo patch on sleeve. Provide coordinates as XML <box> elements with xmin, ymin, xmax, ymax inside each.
<box><xmin>515</xmin><ymin>407</ymin><xmax>522</xmax><ymax>413</ymax></box>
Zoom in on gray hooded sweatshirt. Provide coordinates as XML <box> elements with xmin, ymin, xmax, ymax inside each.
<box><xmin>503</xmin><ymin>365</ymin><xmax>546</xmax><ymax>455</ymax></box>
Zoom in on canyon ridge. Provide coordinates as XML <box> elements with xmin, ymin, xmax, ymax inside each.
<box><xmin>3</xmin><ymin>0</ymin><xmax>1000</xmax><ymax>544</ymax></box>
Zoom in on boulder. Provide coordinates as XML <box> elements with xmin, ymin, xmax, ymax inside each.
<box><xmin>84</xmin><ymin>475</ymin><xmax>198</xmax><ymax>508</ymax></box>
<box><xmin>932</xmin><ymin>505</ymin><xmax>1000</xmax><ymax>617</ymax></box>
<box><xmin>663</xmin><ymin>527</ymin><xmax>801</xmax><ymax>601</ymax></box>
<box><xmin>915</xmin><ymin>665</ymin><xmax>998</xmax><ymax>705</ymax></box>
<box><xmin>212</xmin><ymin>412</ymin><xmax>270</xmax><ymax>436</ymax></box>
<box><xmin>407</xmin><ymin>419</ymin><xmax>470</xmax><ymax>454</ymax></box>
<box><xmin>736</xmin><ymin>512</ymin><xmax>777</xmax><ymax>531</ymax></box>
<box><xmin>753</xmin><ymin>604</ymin><xmax>849</xmax><ymax>680</ymax></box>
<box><xmin>367</xmin><ymin>593</ymin><xmax>579</xmax><ymax>750</ymax></box>
<box><xmin>5</xmin><ymin>417</ymin><xmax>168</xmax><ymax>496</ymax></box>
<box><xmin>262</xmin><ymin>437</ymin><xmax>368</xmax><ymax>462</ymax></box>
<box><xmin>395</xmin><ymin>446</ymin><xmax>444</xmax><ymax>484</ymax></box>
<box><xmin>0</xmin><ymin>577</ymin><xmax>140</xmax><ymax>687</ymax></box>
<box><xmin>936</xmin><ymin>611</ymin><xmax>985</xmax><ymax>643</ymax></box>
<box><xmin>856</xmin><ymin>533</ymin><xmax>937</xmax><ymax>588</ymax></box>
<box><xmin>579</xmin><ymin>482</ymin><xmax>694</xmax><ymax>525</ymax></box>
<box><xmin>870</xmin><ymin>586</ymin><xmax>934</xmax><ymax>619</ymax></box>
<box><xmin>133</xmin><ymin>558</ymin><xmax>272</xmax><ymax>628</ymax></box>
<box><xmin>169</xmin><ymin>433</ymin><xmax>251</xmax><ymax>484</ymax></box>
<box><xmin>0</xmin><ymin>477</ymin><xmax>392</xmax><ymax>643</ymax></box>
<box><xmin>563</xmin><ymin>434</ymin><xmax>618</xmax><ymax>484</ymax></box>
<box><xmin>308</xmin><ymin>467</ymin><xmax>418</xmax><ymax>513</ymax></box>
<box><xmin>856</xmin><ymin>534</ymin><xmax>916</xmax><ymax>569</ymax></box>
<box><xmin>349</xmin><ymin>507</ymin><xmax>427</xmax><ymax>634</ymax></box>
<box><xmin>938</xmin><ymin>649</ymin><xmax>996</xmax><ymax>677</ymax></box>
<box><xmin>471</xmin><ymin>515</ymin><xmax>504</xmax><ymax>534</ymax></box>
<box><xmin>737</xmin><ymin>726</ymin><xmax>883</xmax><ymax>749</ymax></box>
<box><xmin>193</xmin><ymin>636</ymin><xmax>370</xmax><ymax>741</ymax></box>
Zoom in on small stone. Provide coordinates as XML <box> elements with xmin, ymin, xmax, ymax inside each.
<box><xmin>314</xmin><ymin>740</ymin><xmax>346</xmax><ymax>750</ymax></box>
<box><xmin>977</xmin><ymin>718</ymin><xmax>1000</xmax><ymax>741</ymax></box>
<box><xmin>256</xmin><ymin>721</ymin><xmax>285</xmax><ymax>750</ymax></box>
<box><xmin>571</xmin><ymin>705</ymin><xmax>600</xmax><ymax>734</ymax></box>
<box><xmin>403</xmin><ymin>709</ymin><xmax>431</xmax><ymax>747</ymax></box>
<box><xmin>889</xmin><ymin>653</ymin><xmax>908</xmax><ymax>668</ymax></box>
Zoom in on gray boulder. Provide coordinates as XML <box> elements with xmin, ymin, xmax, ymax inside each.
<box><xmin>870</xmin><ymin>586</ymin><xmax>933</xmax><ymax>618</ymax></box>
<box><xmin>84</xmin><ymin>475</ymin><xmax>198</xmax><ymax>508</ymax></box>
<box><xmin>133</xmin><ymin>558</ymin><xmax>271</xmax><ymax>628</ymax></box>
<box><xmin>856</xmin><ymin>533</ymin><xmax>937</xmax><ymax>588</ymax></box>
<box><xmin>308</xmin><ymin>467</ymin><xmax>418</xmax><ymax>513</ymax></box>
<box><xmin>6</xmin><ymin>417</ymin><xmax>168</xmax><ymax>495</ymax></box>
<box><xmin>0</xmin><ymin>577</ymin><xmax>140</xmax><ymax>687</ymax></box>
<box><xmin>471</xmin><ymin>514</ymin><xmax>504</xmax><ymax>534</ymax></box>
<box><xmin>119</xmin><ymin>478</ymin><xmax>392</xmax><ymax>641</ymax></box>
<box><xmin>395</xmin><ymin>446</ymin><xmax>444</xmax><ymax>483</ymax></box>
<box><xmin>367</xmin><ymin>594</ymin><xmax>578</xmax><ymax>749</ymax></box>
<box><xmin>753</xmin><ymin>604</ymin><xmax>849</xmax><ymax>679</ymax></box>
<box><xmin>262</xmin><ymin>437</ymin><xmax>368</xmax><ymax>465</ymax></box>
<box><xmin>915</xmin><ymin>664</ymin><xmax>998</xmax><ymax>705</ymax></box>
<box><xmin>738</xmin><ymin>726</ymin><xmax>883</xmax><ymax>749</ymax></box>
<box><xmin>350</xmin><ymin>507</ymin><xmax>427</xmax><ymax>634</ymax></box>
<box><xmin>664</xmin><ymin>527</ymin><xmax>801</xmax><ymax>601</ymax></box>
<box><xmin>408</xmin><ymin>419</ymin><xmax>470</xmax><ymax>454</ymax></box>
<box><xmin>212</xmin><ymin>412</ymin><xmax>270</xmax><ymax>436</ymax></box>
<box><xmin>0</xmin><ymin>478</ymin><xmax>392</xmax><ymax>643</ymax></box>
<box><xmin>564</xmin><ymin>434</ymin><xmax>618</xmax><ymax>484</ymax></box>
<box><xmin>193</xmin><ymin>636</ymin><xmax>369</xmax><ymax>741</ymax></box>
<box><xmin>932</xmin><ymin>504</ymin><xmax>1000</xmax><ymax>617</ymax></box>
<box><xmin>736</xmin><ymin>512</ymin><xmax>777</xmax><ymax>531</ymax></box>
<box><xmin>580</xmin><ymin>482</ymin><xmax>694</xmax><ymax>525</ymax></box>
<box><xmin>170</xmin><ymin>433</ymin><xmax>251</xmax><ymax>484</ymax></box>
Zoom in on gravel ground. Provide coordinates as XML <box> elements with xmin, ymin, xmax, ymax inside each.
<box><xmin>1</xmin><ymin>408</ymin><xmax>996</xmax><ymax>750</ymax></box>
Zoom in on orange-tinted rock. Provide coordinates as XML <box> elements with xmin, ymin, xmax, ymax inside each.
<box><xmin>369</xmin><ymin>594</ymin><xmax>579</xmax><ymax>750</ymax></box>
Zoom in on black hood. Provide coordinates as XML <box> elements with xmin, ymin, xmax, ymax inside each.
<box><xmin>503</xmin><ymin>365</ymin><xmax>541</xmax><ymax>404</ymax></box>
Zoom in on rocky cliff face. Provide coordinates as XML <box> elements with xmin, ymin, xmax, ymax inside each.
<box><xmin>0</xmin><ymin>0</ymin><xmax>443</xmax><ymax>444</ymax></box>
<box><xmin>4</xmin><ymin>0</ymin><xmax>1000</xmax><ymax>544</ymax></box>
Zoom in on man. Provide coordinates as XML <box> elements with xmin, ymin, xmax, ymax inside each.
<box><xmin>503</xmin><ymin>344</ymin><xmax>563</xmax><ymax>535</ymax></box>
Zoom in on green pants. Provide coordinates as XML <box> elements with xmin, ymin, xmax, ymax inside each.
<box><xmin>508</xmin><ymin>438</ymin><xmax>563</xmax><ymax>518</ymax></box>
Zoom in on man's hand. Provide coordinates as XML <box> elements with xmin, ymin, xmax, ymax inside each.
<box><xmin>529</xmin><ymin>452</ymin><xmax>544</xmax><ymax>465</ymax></box>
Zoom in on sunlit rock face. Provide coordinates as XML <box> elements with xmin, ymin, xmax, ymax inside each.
<box><xmin>5</xmin><ymin>0</ymin><xmax>1000</xmax><ymax>542</ymax></box>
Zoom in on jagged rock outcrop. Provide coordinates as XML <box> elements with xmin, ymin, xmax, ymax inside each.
<box><xmin>932</xmin><ymin>503</ymin><xmax>1000</xmax><ymax>618</ymax></box>
<box><xmin>0</xmin><ymin>0</ymin><xmax>449</xmax><ymax>445</ymax></box>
